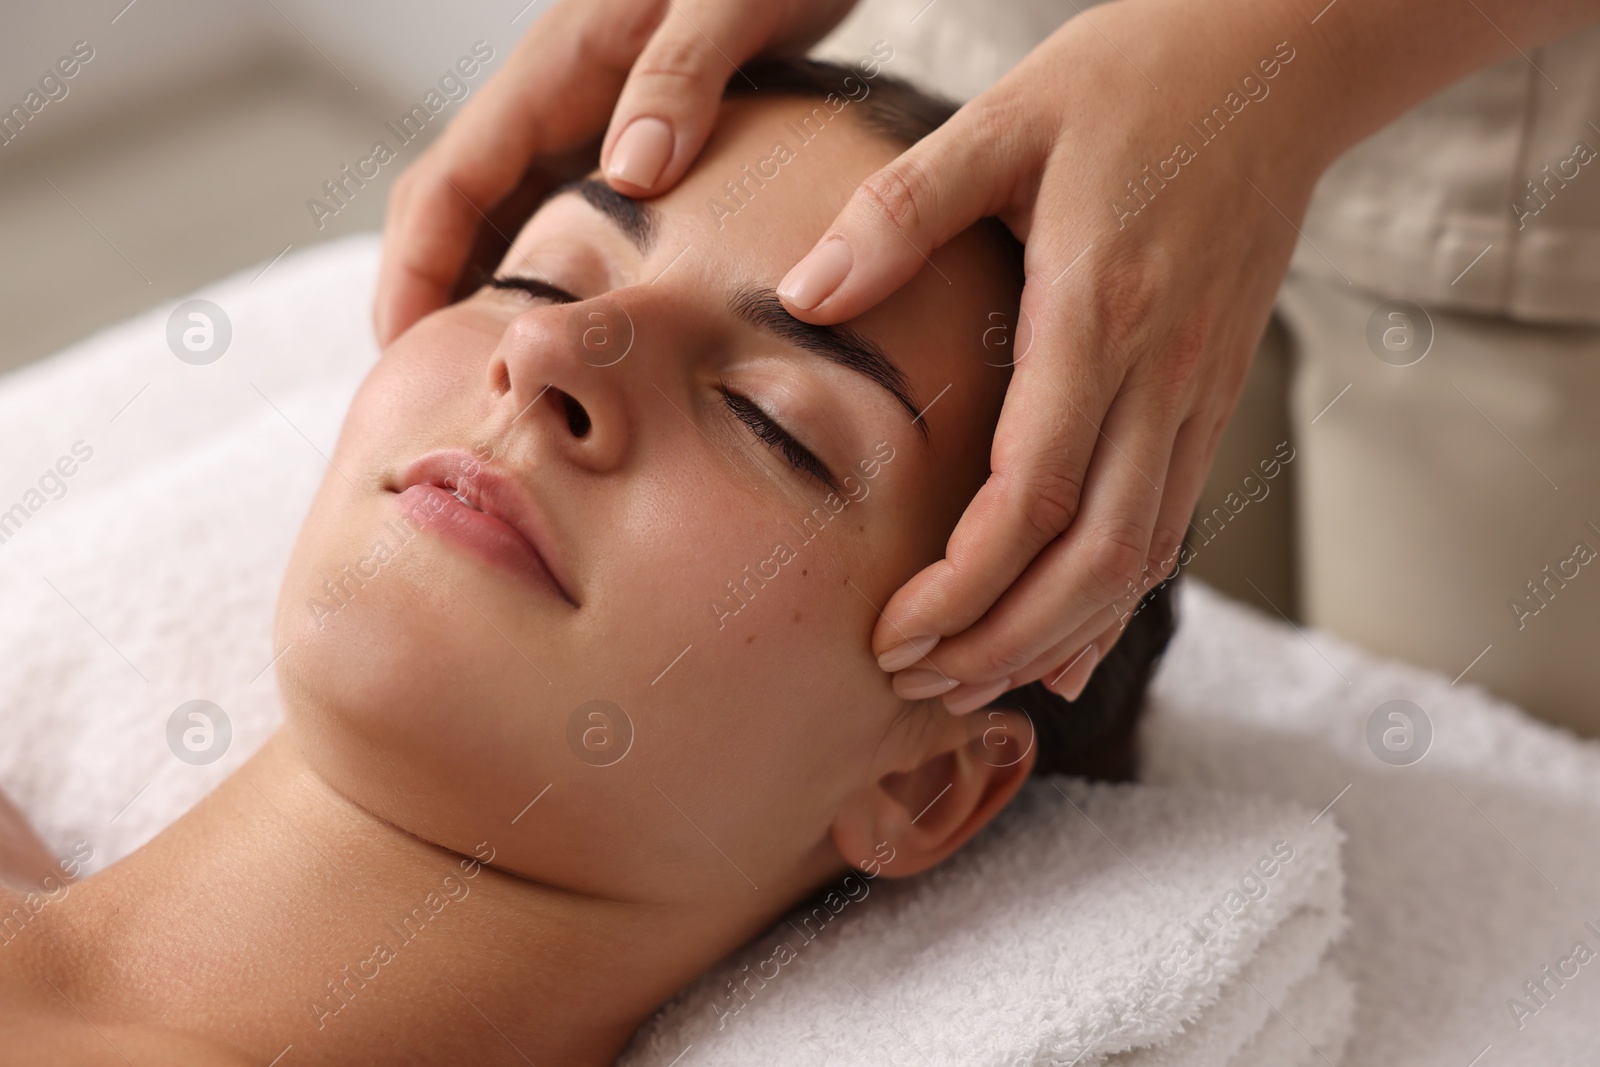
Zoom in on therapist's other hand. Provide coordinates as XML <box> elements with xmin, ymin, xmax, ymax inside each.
<box><xmin>800</xmin><ymin>5</ymin><xmax>1330</xmax><ymax>710</ymax></box>
<box><xmin>374</xmin><ymin>0</ymin><xmax>855</xmax><ymax>346</ymax></box>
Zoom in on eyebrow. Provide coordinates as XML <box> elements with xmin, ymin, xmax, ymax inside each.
<box><xmin>728</xmin><ymin>286</ymin><xmax>926</xmax><ymax>439</ymax></box>
<box><xmin>548</xmin><ymin>184</ymin><xmax>925</xmax><ymax>439</ymax></box>
<box><xmin>551</xmin><ymin>177</ymin><xmax>658</xmax><ymax>253</ymax></box>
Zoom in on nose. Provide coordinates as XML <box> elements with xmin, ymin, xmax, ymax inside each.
<box><xmin>487</xmin><ymin>300</ymin><xmax>632</xmax><ymax>472</ymax></box>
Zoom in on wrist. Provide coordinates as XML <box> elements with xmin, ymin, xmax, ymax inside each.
<box><xmin>1087</xmin><ymin>0</ymin><xmax>1564</xmax><ymax>206</ymax></box>
<box><xmin>1078</xmin><ymin>0</ymin><xmax>1346</xmax><ymax>204</ymax></box>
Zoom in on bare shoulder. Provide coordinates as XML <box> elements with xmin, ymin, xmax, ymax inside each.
<box><xmin>0</xmin><ymin>791</ymin><xmax>249</xmax><ymax>1064</ymax></box>
<box><xmin>0</xmin><ymin>998</ymin><xmax>254</xmax><ymax>1066</ymax></box>
<box><xmin>0</xmin><ymin>906</ymin><xmax>251</xmax><ymax>1067</ymax></box>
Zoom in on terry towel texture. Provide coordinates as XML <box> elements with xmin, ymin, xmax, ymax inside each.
<box><xmin>617</xmin><ymin>780</ymin><xmax>1349</xmax><ymax>1067</ymax></box>
<box><xmin>1142</xmin><ymin>586</ymin><xmax>1600</xmax><ymax>1064</ymax></box>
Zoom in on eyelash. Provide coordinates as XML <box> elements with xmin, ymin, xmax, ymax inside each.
<box><xmin>488</xmin><ymin>274</ymin><xmax>580</xmax><ymax>304</ymax></box>
<box><xmin>493</xmin><ymin>274</ymin><xmax>835</xmax><ymax>492</ymax></box>
<box><xmin>718</xmin><ymin>385</ymin><xmax>837</xmax><ymax>491</ymax></box>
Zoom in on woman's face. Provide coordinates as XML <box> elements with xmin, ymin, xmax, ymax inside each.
<box><xmin>275</xmin><ymin>94</ymin><xmax>1022</xmax><ymax>907</ymax></box>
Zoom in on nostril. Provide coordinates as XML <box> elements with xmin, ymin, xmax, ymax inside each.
<box><xmin>489</xmin><ymin>358</ymin><xmax>511</xmax><ymax>397</ymax></box>
<box><xmin>558</xmin><ymin>389</ymin><xmax>591</xmax><ymax>438</ymax></box>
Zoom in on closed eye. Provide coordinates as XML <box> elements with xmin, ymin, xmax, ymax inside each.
<box><xmin>488</xmin><ymin>274</ymin><xmax>581</xmax><ymax>304</ymax></box>
<box><xmin>718</xmin><ymin>385</ymin><xmax>838</xmax><ymax>492</ymax></box>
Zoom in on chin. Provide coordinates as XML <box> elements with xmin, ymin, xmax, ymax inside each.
<box><xmin>274</xmin><ymin>588</ymin><xmax>563</xmax><ymax>851</ymax></box>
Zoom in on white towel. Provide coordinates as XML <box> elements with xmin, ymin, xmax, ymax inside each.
<box><xmin>1221</xmin><ymin>958</ymin><xmax>1354</xmax><ymax>1067</ymax></box>
<box><xmin>0</xmin><ymin>237</ymin><xmax>1349</xmax><ymax>1065</ymax></box>
<box><xmin>1142</xmin><ymin>584</ymin><xmax>1600</xmax><ymax>1065</ymax></box>
<box><xmin>617</xmin><ymin>779</ymin><xmax>1348</xmax><ymax>1066</ymax></box>
<box><xmin>0</xmin><ymin>239</ymin><xmax>363</xmax><ymax>863</ymax></box>
<box><xmin>1113</xmin><ymin>896</ymin><xmax>1346</xmax><ymax>1067</ymax></box>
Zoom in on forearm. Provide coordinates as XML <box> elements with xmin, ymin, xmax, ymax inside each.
<box><xmin>1291</xmin><ymin>0</ymin><xmax>1595</xmax><ymax>156</ymax></box>
<box><xmin>1093</xmin><ymin>0</ymin><xmax>1600</xmax><ymax>193</ymax></box>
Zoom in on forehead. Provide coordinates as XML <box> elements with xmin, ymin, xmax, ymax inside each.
<box><xmin>666</xmin><ymin>96</ymin><xmax>900</xmax><ymax>274</ymax></box>
<box><xmin>655</xmin><ymin>97</ymin><xmax>1016</xmax><ymax>449</ymax></box>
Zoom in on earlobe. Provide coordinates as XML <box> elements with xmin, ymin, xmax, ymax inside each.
<box><xmin>829</xmin><ymin>706</ymin><xmax>1036</xmax><ymax>880</ymax></box>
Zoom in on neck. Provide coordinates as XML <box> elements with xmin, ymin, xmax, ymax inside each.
<box><xmin>33</xmin><ymin>731</ymin><xmax>720</xmax><ymax>1066</ymax></box>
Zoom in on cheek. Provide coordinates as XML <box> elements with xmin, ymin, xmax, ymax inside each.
<box><xmin>595</xmin><ymin>455</ymin><xmax>871</xmax><ymax>660</ymax></box>
<box><xmin>273</xmin><ymin>339</ymin><xmax>477</xmax><ymax>652</ymax></box>
<box><xmin>595</xmin><ymin>463</ymin><xmax>888</xmax><ymax>738</ymax></box>
<box><xmin>335</xmin><ymin>331</ymin><xmax>485</xmax><ymax>465</ymax></box>
<box><xmin>272</xmin><ymin>319</ymin><xmax>521</xmax><ymax>805</ymax></box>
<box><xmin>599</xmin><ymin>504</ymin><xmax>896</xmax><ymax>862</ymax></box>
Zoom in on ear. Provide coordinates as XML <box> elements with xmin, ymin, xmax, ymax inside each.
<box><xmin>829</xmin><ymin>706</ymin><xmax>1036</xmax><ymax>879</ymax></box>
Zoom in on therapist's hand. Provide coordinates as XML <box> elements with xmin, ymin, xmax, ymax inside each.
<box><xmin>794</xmin><ymin>0</ymin><xmax>1590</xmax><ymax>711</ymax></box>
<box><xmin>373</xmin><ymin>0</ymin><xmax>855</xmax><ymax>345</ymax></box>
<box><xmin>786</xmin><ymin>3</ymin><xmax>1334</xmax><ymax>711</ymax></box>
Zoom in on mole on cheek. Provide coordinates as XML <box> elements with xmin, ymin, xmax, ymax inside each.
<box><xmin>746</xmin><ymin>634</ymin><xmax>756</xmax><ymax>644</ymax></box>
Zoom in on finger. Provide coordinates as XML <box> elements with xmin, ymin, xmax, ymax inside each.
<box><xmin>1041</xmin><ymin>619</ymin><xmax>1126</xmax><ymax>700</ymax></box>
<box><xmin>375</xmin><ymin>3</ymin><xmax>640</xmax><ymax>345</ymax></box>
<box><xmin>908</xmin><ymin>380</ymin><xmax>1180</xmax><ymax>685</ymax></box>
<box><xmin>937</xmin><ymin>608</ymin><xmax>1125</xmax><ymax>715</ymax></box>
<box><xmin>775</xmin><ymin>96</ymin><xmax>1029</xmax><ymax>322</ymax></box>
<box><xmin>1019</xmin><ymin>608</ymin><xmax>1127</xmax><ymax>692</ymax></box>
<box><xmin>1145</xmin><ymin>412</ymin><xmax>1219</xmax><ymax>579</ymax></box>
<box><xmin>871</xmin><ymin>265</ymin><xmax>1123</xmax><ymax>664</ymax></box>
<box><xmin>376</xmin><ymin>148</ymin><xmax>508</xmax><ymax>346</ymax></box>
<box><xmin>934</xmin><ymin>566</ymin><xmax>1139</xmax><ymax>710</ymax></box>
<box><xmin>598</xmin><ymin>2</ymin><xmax>777</xmax><ymax>196</ymax></box>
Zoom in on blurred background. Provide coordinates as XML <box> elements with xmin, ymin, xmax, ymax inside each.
<box><xmin>0</xmin><ymin>0</ymin><xmax>545</xmax><ymax>376</ymax></box>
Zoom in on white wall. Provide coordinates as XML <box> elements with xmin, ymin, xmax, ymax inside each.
<box><xmin>0</xmin><ymin>0</ymin><xmax>559</xmax><ymax>373</ymax></box>
<box><xmin>0</xmin><ymin>0</ymin><xmax>551</xmax><ymax>160</ymax></box>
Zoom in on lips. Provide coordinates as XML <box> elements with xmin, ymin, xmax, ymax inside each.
<box><xmin>390</xmin><ymin>449</ymin><xmax>577</xmax><ymax>606</ymax></box>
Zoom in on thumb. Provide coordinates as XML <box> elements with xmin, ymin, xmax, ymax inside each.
<box><xmin>600</xmin><ymin>1</ymin><xmax>771</xmax><ymax>196</ymax></box>
<box><xmin>776</xmin><ymin>100</ymin><xmax>1021</xmax><ymax>323</ymax></box>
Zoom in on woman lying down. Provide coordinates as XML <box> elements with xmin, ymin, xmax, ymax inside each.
<box><xmin>0</xmin><ymin>59</ymin><xmax>1176</xmax><ymax>1065</ymax></box>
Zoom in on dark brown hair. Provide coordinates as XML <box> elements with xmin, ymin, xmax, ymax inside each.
<box><xmin>727</xmin><ymin>57</ymin><xmax>1180</xmax><ymax>782</ymax></box>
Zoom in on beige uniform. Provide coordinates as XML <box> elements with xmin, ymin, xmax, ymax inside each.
<box><xmin>818</xmin><ymin>3</ymin><xmax>1600</xmax><ymax>733</ymax></box>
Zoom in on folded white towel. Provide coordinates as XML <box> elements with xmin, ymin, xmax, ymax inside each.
<box><xmin>1114</xmin><ymin>888</ymin><xmax>1348</xmax><ymax>1067</ymax></box>
<box><xmin>1221</xmin><ymin>957</ymin><xmax>1354</xmax><ymax>1067</ymax></box>
<box><xmin>617</xmin><ymin>779</ymin><xmax>1348</xmax><ymax>1066</ymax></box>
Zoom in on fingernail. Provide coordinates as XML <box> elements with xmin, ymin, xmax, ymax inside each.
<box><xmin>876</xmin><ymin>634</ymin><xmax>939</xmax><ymax>673</ymax></box>
<box><xmin>894</xmin><ymin>669</ymin><xmax>960</xmax><ymax>701</ymax></box>
<box><xmin>777</xmin><ymin>237</ymin><xmax>853</xmax><ymax>311</ymax></box>
<box><xmin>1045</xmin><ymin>645</ymin><xmax>1100</xmax><ymax>702</ymax></box>
<box><xmin>942</xmin><ymin>677</ymin><xmax>1012</xmax><ymax>716</ymax></box>
<box><xmin>605</xmin><ymin>117</ymin><xmax>673</xmax><ymax>190</ymax></box>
